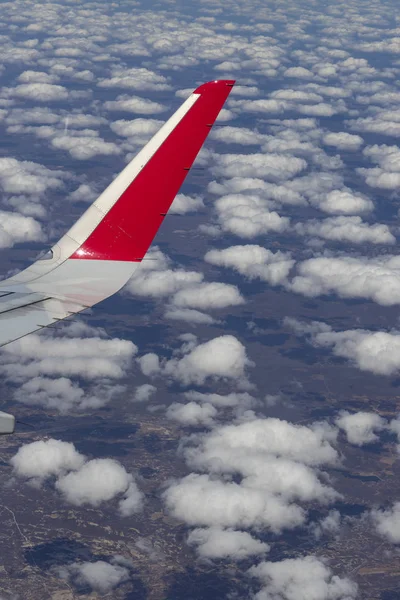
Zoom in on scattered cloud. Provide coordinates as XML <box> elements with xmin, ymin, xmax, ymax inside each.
<box><xmin>335</xmin><ymin>411</ymin><xmax>387</xmax><ymax>446</ymax></box>
<box><xmin>249</xmin><ymin>555</ymin><xmax>358</xmax><ymax>600</ymax></box>
<box><xmin>187</xmin><ymin>527</ymin><xmax>270</xmax><ymax>560</ymax></box>
<box><xmin>11</xmin><ymin>438</ymin><xmax>143</xmax><ymax>515</ymax></box>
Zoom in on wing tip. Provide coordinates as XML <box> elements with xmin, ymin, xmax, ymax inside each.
<box><xmin>194</xmin><ymin>79</ymin><xmax>236</xmax><ymax>94</ymax></box>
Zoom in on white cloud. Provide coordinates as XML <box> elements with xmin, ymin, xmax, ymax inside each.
<box><xmin>372</xmin><ymin>503</ymin><xmax>400</xmax><ymax>544</ymax></box>
<box><xmin>335</xmin><ymin>411</ymin><xmax>386</xmax><ymax>445</ymax></box>
<box><xmin>249</xmin><ymin>555</ymin><xmax>358</xmax><ymax>600</ymax></box>
<box><xmin>68</xmin><ymin>183</ymin><xmax>98</xmax><ymax>203</ymax></box>
<box><xmin>10</xmin><ymin>439</ymin><xmax>85</xmax><ymax>483</ymax></box>
<box><xmin>286</xmin><ymin>318</ymin><xmax>400</xmax><ymax>376</ymax></box>
<box><xmin>171</xmin><ymin>282</ymin><xmax>244</xmax><ymax>310</ymax></box>
<box><xmin>0</xmin><ymin>157</ymin><xmax>65</xmax><ymax>196</ymax></box>
<box><xmin>211</xmin><ymin>153</ymin><xmax>307</xmax><ymax>181</ymax></box>
<box><xmin>214</xmin><ymin>194</ymin><xmax>290</xmax><ymax>238</ymax></box>
<box><xmin>11</xmin><ymin>439</ymin><xmax>144</xmax><ymax>515</ymax></box>
<box><xmin>163</xmin><ymin>334</ymin><xmax>252</xmax><ymax>386</ymax></box>
<box><xmin>359</xmin><ymin>144</ymin><xmax>400</xmax><ymax>189</ymax></box>
<box><xmin>125</xmin><ymin>247</ymin><xmax>203</xmax><ymax>298</ymax></box>
<box><xmin>208</xmin><ymin>177</ymin><xmax>305</xmax><ymax>206</ymax></box>
<box><xmin>51</xmin><ymin>135</ymin><xmax>120</xmax><ymax>160</ymax></box>
<box><xmin>211</xmin><ymin>126</ymin><xmax>265</xmax><ymax>145</ymax></box>
<box><xmin>58</xmin><ymin>560</ymin><xmax>130</xmax><ymax>594</ymax></box>
<box><xmin>163</xmin><ymin>473</ymin><xmax>305</xmax><ymax>532</ymax></box>
<box><xmin>104</xmin><ymin>95</ymin><xmax>166</xmax><ymax>115</ymax></box>
<box><xmin>98</xmin><ymin>67</ymin><xmax>170</xmax><ymax>91</ymax></box>
<box><xmin>1</xmin><ymin>332</ymin><xmax>137</xmax><ymax>380</ymax></box>
<box><xmin>164</xmin><ymin>308</ymin><xmax>217</xmax><ymax>324</ymax></box>
<box><xmin>56</xmin><ymin>458</ymin><xmax>143</xmax><ymax>514</ymax></box>
<box><xmin>14</xmin><ymin>377</ymin><xmax>124</xmax><ymax>413</ymax></box>
<box><xmin>18</xmin><ymin>70</ymin><xmax>58</xmax><ymax>84</ymax></box>
<box><xmin>316</xmin><ymin>190</ymin><xmax>374</xmax><ymax>215</ymax></box>
<box><xmin>163</xmin><ymin>413</ymin><xmax>339</xmax><ymax>537</ymax></box>
<box><xmin>11</xmin><ymin>83</ymin><xmax>69</xmax><ymax>102</ymax></box>
<box><xmin>166</xmin><ymin>402</ymin><xmax>217</xmax><ymax>427</ymax></box>
<box><xmin>133</xmin><ymin>383</ymin><xmax>157</xmax><ymax>402</ymax></box>
<box><xmin>323</xmin><ymin>132</ymin><xmax>363</xmax><ymax>151</ymax></box>
<box><xmin>289</xmin><ymin>255</ymin><xmax>400</xmax><ymax>306</ymax></box>
<box><xmin>110</xmin><ymin>118</ymin><xmax>162</xmax><ymax>138</ymax></box>
<box><xmin>169</xmin><ymin>193</ymin><xmax>204</xmax><ymax>214</ymax></box>
<box><xmin>294</xmin><ymin>216</ymin><xmax>395</xmax><ymax>245</ymax></box>
<box><xmin>0</xmin><ymin>324</ymin><xmax>136</xmax><ymax>413</ymax></box>
<box><xmin>205</xmin><ymin>245</ymin><xmax>294</xmax><ymax>285</ymax></box>
<box><xmin>311</xmin><ymin>510</ymin><xmax>342</xmax><ymax>541</ymax></box>
<box><xmin>284</xmin><ymin>66</ymin><xmax>314</xmax><ymax>79</ymax></box>
<box><xmin>184</xmin><ymin>390</ymin><xmax>256</xmax><ymax>409</ymax></box>
<box><xmin>138</xmin><ymin>353</ymin><xmax>160</xmax><ymax>377</ymax></box>
<box><xmin>187</xmin><ymin>527</ymin><xmax>269</xmax><ymax>560</ymax></box>
<box><xmin>350</xmin><ymin>116</ymin><xmax>400</xmax><ymax>137</ymax></box>
<box><xmin>0</xmin><ymin>210</ymin><xmax>44</xmax><ymax>247</ymax></box>
<box><xmin>185</xmin><ymin>417</ymin><xmax>338</xmax><ymax>469</ymax></box>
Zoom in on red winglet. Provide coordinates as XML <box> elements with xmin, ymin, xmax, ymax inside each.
<box><xmin>70</xmin><ymin>80</ymin><xmax>235</xmax><ymax>261</ymax></box>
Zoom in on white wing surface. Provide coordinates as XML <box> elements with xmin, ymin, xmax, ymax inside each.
<box><xmin>0</xmin><ymin>80</ymin><xmax>235</xmax><ymax>347</ymax></box>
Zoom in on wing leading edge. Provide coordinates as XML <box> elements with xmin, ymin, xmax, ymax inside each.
<box><xmin>0</xmin><ymin>80</ymin><xmax>235</xmax><ymax>347</ymax></box>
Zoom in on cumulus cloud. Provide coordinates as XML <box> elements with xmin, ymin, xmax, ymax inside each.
<box><xmin>164</xmin><ymin>308</ymin><xmax>217</xmax><ymax>324</ymax></box>
<box><xmin>124</xmin><ymin>247</ymin><xmax>204</xmax><ymax>299</ymax></box>
<box><xmin>17</xmin><ymin>70</ymin><xmax>58</xmax><ymax>84</ymax></box>
<box><xmin>294</xmin><ymin>216</ymin><xmax>395</xmax><ymax>245</ymax></box>
<box><xmin>110</xmin><ymin>117</ymin><xmax>162</xmax><ymax>138</ymax></box>
<box><xmin>166</xmin><ymin>402</ymin><xmax>217</xmax><ymax>427</ymax></box>
<box><xmin>184</xmin><ymin>390</ymin><xmax>257</xmax><ymax>409</ymax></box>
<box><xmin>335</xmin><ymin>411</ymin><xmax>386</xmax><ymax>446</ymax></box>
<box><xmin>213</xmin><ymin>194</ymin><xmax>290</xmax><ymax>238</ymax></box>
<box><xmin>316</xmin><ymin>189</ymin><xmax>374</xmax><ymax>215</ymax></box>
<box><xmin>205</xmin><ymin>245</ymin><xmax>294</xmax><ymax>285</ymax></box>
<box><xmin>187</xmin><ymin>527</ymin><xmax>269</xmax><ymax>560</ymax></box>
<box><xmin>1</xmin><ymin>332</ymin><xmax>137</xmax><ymax>381</ymax></box>
<box><xmin>163</xmin><ymin>473</ymin><xmax>305</xmax><ymax>532</ymax></box>
<box><xmin>359</xmin><ymin>144</ymin><xmax>400</xmax><ymax>189</ymax></box>
<box><xmin>51</xmin><ymin>135</ymin><xmax>120</xmax><ymax>160</ymax></box>
<box><xmin>133</xmin><ymin>383</ymin><xmax>157</xmax><ymax>403</ymax></box>
<box><xmin>211</xmin><ymin>125</ymin><xmax>266</xmax><ymax>146</ymax></box>
<box><xmin>162</xmin><ymin>334</ymin><xmax>253</xmax><ymax>386</ymax></box>
<box><xmin>10</xmin><ymin>439</ymin><xmax>85</xmax><ymax>484</ymax></box>
<box><xmin>169</xmin><ymin>193</ymin><xmax>204</xmax><ymax>214</ymax></box>
<box><xmin>323</xmin><ymin>132</ymin><xmax>363</xmax><ymax>151</ymax></box>
<box><xmin>10</xmin><ymin>83</ymin><xmax>69</xmax><ymax>102</ymax></box>
<box><xmin>289</xmin><ymin>255</ymin><xmax>400</xmax><ymax>306</ymax></box>
<box><xmin>57</xmin><ymin>560</ymin><xmax>130</xmax><ymax>593</ymax></box>
<box><xmin>284</xmin><ymin>66</ymin><xmax>314</xmax><ymax>79</ymax></box>
<box><xmin>98</xmin><ymin>67</ymin><xmax>171</xmax><ymax>91</ymax></box>
<box><xmin>372</xmin><ymin>503</ymin><xmax>400</xmax><ymax>544</ymax></box>
<box><xmin>285</xmin><ymin>317</ymin><xmax>400</xmax><ymax>376</ymax></box>
<box><xmin>56</xmin><ymin>458</ymin><xmax>143</xmax><ymax>514</ymax></box>
<box><xmin>125</xmin><ymin>247</ymin><xmax>240</xmax><ymax>319</ymax></box>
<box><xmin>211</xmin><ymin>153</ymin><xmax>307</xmax><ymax>181</ymax></box>
<box><xmin>163</xmin><ymin>416</ymin><xmax>339</xmax><ymax>535</ymax></box>
<box><xmin>249</xmin><ymin>555</ymin><xmax>358</xmax><ymax>600</ymax></box>
<box><xmin>104</xmin><ymin>95</ymin><xmax>166</xmax><ymax>114</ymax></box>
<box><xmin>0</xmin><ymin>210</ymin><xmax>44</xmax><ymax>247</ymax></box>
<box><xmin>0</xmin><ymin>157</ymin><xmax>66</xmax><ymax>196</ymax></box>
<box><xmin>0</xmin><ymin>325</ymin><xmax>136</xmax><ymax>412</ymax></box>
<box><xmin>11</xmin><ymin>439</ymin><xmax>143</xmax><ymax>514</ymax></box>
<box><xmin>171</xmin><ymin>282</ymin><xmax>244</xmax><ymax>310</ymax></box>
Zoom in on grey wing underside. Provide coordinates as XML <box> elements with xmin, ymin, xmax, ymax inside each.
<box><xmin>0</xmin><ymin>291</ymin><xmax>88</xmax><ymax>347</ymax></box>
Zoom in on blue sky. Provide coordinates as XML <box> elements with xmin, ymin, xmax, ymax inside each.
<box><xmin>1</xmin><ymin>0</ymin><xmax>400</xmax><ymax>598</ymax></box>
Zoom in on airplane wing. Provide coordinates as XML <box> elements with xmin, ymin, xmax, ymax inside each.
<box><xmin>0</xmin><ymin>80</ymin><xmax>235</xmax><ymax>348</ymax></box>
